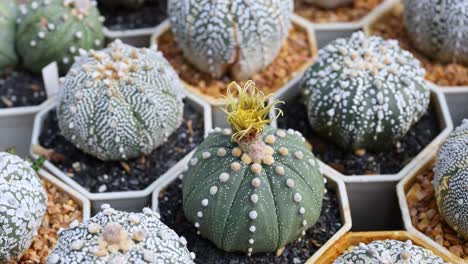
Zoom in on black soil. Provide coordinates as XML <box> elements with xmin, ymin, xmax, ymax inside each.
<box><xmin>158</xmin><ymin>179</ymin><xmax>342</xmax><ymax>264</ymax></box>
<box><xmin>99</xmin><ymin>0</ymin><xmax>167</xmax><ymax>31</ymax></box>
<box><xmin>277</xmin><ymin>96</ymin><xmax>440</xmax><ymax>176</ymax></box>
<box><xmin>0</xmin><ymin>70</ymin><xmax>46</xmax><ymax>108</ymax></box>
<box><xmin>38</xmin><ymin>102</ymin><xmax>204</xmax><ymax>193</ymax></box>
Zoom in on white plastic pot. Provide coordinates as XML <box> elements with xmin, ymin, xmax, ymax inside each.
<box><xmin>30</xmin><ymin>92</ymin><xmax>212</xmax><ymax>214</ymax></box>
<box><xmin>104</xmin><ymin>27</ymin><xmax>157</xmax><ymax>47</ymax></box>
<box><xmin>150</xmin><ymin>14</ymin><xmax>318</xmax><ymax>128</ymax></box>
<box><xmin>152</xmin><ymin>153</ymin><xmax>352</xmax><ymax>264</ymax></box>
<box><xmin>270</xmin><ymin>81</ymin><xmax>453</xmax><ymax>231</ymax></box>
<box><xmin>443</xmin><ymin>87</ymin><xmax>468</xmax><ymax>127</ymax></box>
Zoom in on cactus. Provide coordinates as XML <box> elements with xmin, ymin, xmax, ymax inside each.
<box><xmin>99</xmin><ymin>0</ymin><xmax>145</xmax><ymax>10</ymax></box>
<box><xmin>15</xmin><ymin>0</ymin><xmax>104</xmax><ymax>74</ymax></box>
<box><xmin>0</xmin><ymin>0</ymin><xmax>17</xmax><ymax>73</ymax></box>
<box><xmin>168</xmin><ymin>0</ymin><xmax>293</xmax><ymax>80</ymax></box>
<box><xmin>57</xmin><ymin>40</ymin><xmax>185</xmax><ymax>161</ymax></box>
<box><xmin>303</xmin><ymin>0</ymin><xmax>352</xmax><ymax>9</ymax></box>
<box><xmin>47</xmin><ymin>205</ymin><xmax>195</xmax><ymax>264</ymax></box>
<box><xmin>403</xmin><ymin>0</ymin><xmax>468</xmax><ymax>65</ymax></box>
<box><xmin>301</xmin><ymin>31</ymin><xmax>430</xmax><ymax>151</ymax></box>
<box><xmin>333</xmin><ymin>239</ymin><xmax>445</xmax><ymax>263</ymax></box>
<box><xmin>434</xmin><ymin>120</ymin><xmax>468</xmax><ymax>239</ymax></box>
<box><xmin>182</xmin><ymin>81</ymin><xmax>324</xmax><ymax>254</ymax></box>
<box><xmin>0</xmin><ymin>152</ymin><xmax>48</xmax><ymax>263</ymax></box>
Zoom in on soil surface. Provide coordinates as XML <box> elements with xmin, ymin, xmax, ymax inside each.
<box><xmin>0</xmin><ymin>70</ymin><xmax>46</xmax><ymax>109</ymax></box>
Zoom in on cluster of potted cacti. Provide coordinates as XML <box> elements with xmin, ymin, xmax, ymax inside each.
<box><xmin>2</xmin><ymin>0</ymin><xmax>468</xmax><ymax>263</ymax></box>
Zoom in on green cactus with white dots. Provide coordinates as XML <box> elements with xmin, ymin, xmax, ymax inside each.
<box><xmin>0</xmin><ymin>152</ymin><xmax>48</xmax><ymax>263</ymax></box>
<box><xmin>182</xmin><ymin>81</ymin><xmax>325</xmax><ymax>254</ymax></box>
<box><xmin>333</xmin><ymin>239</ymin><xmax>445</xmax><ymax>264</ymax></box>
<box><xmin>434</xmin><ymin>119</ymin><xmax>468</xmax><ymax>239</ymax></box>
<box><xmin>15</xmin><ymin>0</ymin><xmax>104</xmax><ymax>75</ymax></box>
<box><xmin>57</xmin><ymin>40</ymin><xmax>185</xmax><ymax>161</ymax></box>
<box><xmin>47</xmin><ymin>205</ymin><xmax>195</xmax><ymax>263</ymax></box>
<box><xmin>0</xmin><ymin>0</ymin><xmax>17</xmax><ymax>73</ymax></box>
<box><xmin>301</xmin><ymin>31</ymin><xmax>430</xmax><ymax>152</ymax></box>
<box><xmin>168</xmin><ymin>0</ymin><xmax>293</xmax><ymax>80</ymax></box>
<box><xmin>404</xmin><ymin>0</ymin><xmax>468</xmax><ymax>65</ymax></box>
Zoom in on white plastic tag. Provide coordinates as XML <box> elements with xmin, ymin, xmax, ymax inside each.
<box><xmin>42</xmin><ymin>62</ymin><xmax>60</xmax><ymax>98</ymax></box>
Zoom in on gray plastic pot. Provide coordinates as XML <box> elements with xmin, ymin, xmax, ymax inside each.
<box><xmin>443</xmin><ymin>87</ymin><xmax>468</xmax><ymax>127</ymax></box>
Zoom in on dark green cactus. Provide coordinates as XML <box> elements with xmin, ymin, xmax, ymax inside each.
<box><xmin>15</xmin><ymin>0</ymin><xmax>104</xmax><ymax>74</ymax></box>
<box><xmin>0</xmin><ymin>0</ymin><xmax>17</xmax><ymax>73</ymax></box>
<box><xmin>404</xmin><ymin>0</ymin><xmax>468</xmax><ymax>65</ymax></box>
<box><xmin>182</xmin><ymin>81</ymin><xmax>325</xmax><ymax>254</ymax></box>
<box><xmin>168</xmin><ymin>0</ymin><xmax>293</xmax><ymax>80</ymax></box>
<box><xmin>99</xmin><ymin>0</ymin><xmax>145</xmax><ymax>10</ymax></box>
<box><xmin>301</xmin><ymin>31</ymin><xmax>430</xmax><ymax>152</ymax></box>
<box><xmin>434</xmin><ymin>120</ymin><xmax>468</xmax><ymax>239</ymax></box>
<box><xmin>333</xmin><ymin>240</ymin><xmax>445</xmax><ymax>263</ymax></box>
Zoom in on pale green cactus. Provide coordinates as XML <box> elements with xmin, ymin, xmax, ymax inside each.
<box><xmin>47</xmin><ymin>205</ymin><xmax>195</xmax><ymax>264</ymax></box>
<box><xmin>434</xmin><ymin>120</ymin><xmax>468</xmax><ymax>239</ymax></box>
<box><xmin>333</xmin><ymin>240</ymin><xmax>445</xmax><ymax>264</ymax></box>
<box><xmin>0</xmin><ymin>152</ymin><xmax>47</xmax><ymax>263</ymax></box>
<box><xmin>15</xmin><ymin>0</ymin><xmax>104</xmax><ymax>74</ymax></box>
<box><xmin>0</xmin><ymin>0</ymin><xmax>17</xmax><ymax>73</ymax></box>
<box><xmin>182</xmin><ymin>81</ymin><xmax>325</xmax><ymax>255</ymax></box>
<box><xmin>168</xmin><ymin>0</ymin><xmax>293</xmax><ymax>80</ymax></box>
<box><xmin>57</xmin><ymin>40</ymin><xmax>185</xmax><ymax>161</ymax></box>
<box><xmin>301</xmin><ymin>31</ymin><xmax>430</xmax><ymax>151</ymax></box>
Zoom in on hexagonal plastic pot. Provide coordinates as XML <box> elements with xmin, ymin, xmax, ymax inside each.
<box><xmin>150</xmin><ymin>14</ymin><xmax>318</xmax><ymax>128</ymax></box>
<box><xmin>270</xmin><ymin>81</ymin><xmax>453</xmax><ymax>231</ymax></box>
<box><xmin>298</xmin><ymin>0</ymin><xmax>397</xmax><ymax>48</ymax></box>
<box><xmin>104</xmin><ymin>26</ymin><xmax>157</xmax><ymax>48</ymax></box>
<box><xmin>397</xmin><ymin>152</ymin><xmax>466</xmax><ymax>263</ymax></box>
<box><xmin>30</xmin><ymin>92</ymin><xmax>212</xmax><ymax>214</ymax></box>
<box><xmin>151</xmin><ymin>152</ymin><xmax>352</xmax><ymax>264</ymax></box>
<box><xmin>443</xmin><ymin>87</ymin><xmax>468</xmax><ymax>128</ymax></box>
<box><xmin>314</xmin><ymin>231</ymin><xmax>456</xmax><ymax>263</ymax></box>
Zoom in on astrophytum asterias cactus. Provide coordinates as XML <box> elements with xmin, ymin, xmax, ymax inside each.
<box><xmin>333</xmin><ymin>240</ymin><xmax>445</xmax><ymax>264</ymax></box>
<box><xmin>168</xmin><ymin>0</ymin><xmax>293</xmax><ymax>80</ymax></box>
<box><xmin>404</xmin><ymin>0</ymin><xmax>468</xmax><ymax>65</ymax></box>
<box><xmin>57</xmin><ymin>40</ymin><xmax>185</xmax><ymax>161</ymax></box>
<box><xmin>47</xmin><ymin>205</ymin><xmax>195</xmax><ymax>264</ymax></box>
<box><xmin>301</xmin><ymin>31</ymin><xmax>430</xmax><ymax>151</ymax></box>
<box><xmin>15</xmin><ymin>0</ymin><xmax>104</xmax><ymax>74</ymax></box>
<box><xmin>182</xmin><ymin>81</ymin><xmax>325</xmax><ymax>254</ymax></box>
<box><xmin>434</xmin><ymin>120</ymin><xmax>468</xmax><ymax>239</ymax></box>
<box><xmin>303</xmin><ymin>0</ymin><xmax>352</xmax><ymax>9</ymax></box>
<box><xmin>0</xmin><ymin>0</ymin><xmax>17</xmax><ymax>73</ymax></box>
<box><xmin>0</xmin><ymin>152</ymin><xmax>47</xmax><ymax>263</ymax></box>
<box><xmin>99</xmin><ymin>0</ymin><xmax>145</xmax><ymax>10</ymax></box>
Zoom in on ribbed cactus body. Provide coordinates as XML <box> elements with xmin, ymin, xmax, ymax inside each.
<box><xmin>168</xmin><ymin>0</ymin><xmax>293</xmax><ymax>80</ymax></box>
<box><xmin>0</xmin><ymin>152</ymin><xmax>47</xmax><ymax>263</ymax></box>
<box><xmin>57</xmin><ymin>40</ymin><xmax>185</xmax><ymax>161</ymax></box>
<box><xmin>0</xmin><ymin>0</ymin><xmax>17</xmax><ymax>73</ymax></box>
<box><xmin>333</xmin><ymin>239</ymin><xmax>445</xmax><ymax>264</ymax></box>
<box><xmin>182</xmin><ymin>125</ymin><xmax>324</xmax><ymax>254</ymax></box>
<box><xmin>403</xmin><ymin>0</ymin><xmax>468</xmax><ymax>65</ymax></box>
<box><xmin>434</xmin><ymin>120</ymin><xmax>468</xmax><ymax>239</ymax></box>
<box><xmin>99</xmin><ymin>0</ymin><xmax>145</xmax><ymax>10</ymax></box>
<box><xmin>303</xmin><ymin>0</ymin><xmax>352</xmax><ymax>9</ymax></box>
<box><xmin>301</xmin><ymin>32</ymin><xmax>430</xmax><ymax>151</ymax></box>
<box><xmin>15</xmin><ymin>0</ymin><xmax>104</xmax><ymax>74</ymax></box>
<box><xmin>47</xmin><ymin>206</ymin><xmax>195</xmax><ymax>264</ymax></box>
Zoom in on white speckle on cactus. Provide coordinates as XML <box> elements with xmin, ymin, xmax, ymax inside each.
<box><xmin>299</xmin><ymin>207</ymin><xmax>305</xmax><ymax>215</ymax></box>
<box><xmin>249</xmin><ymin>211</ymin><xmax>258</xmax><ymax>220</ymax></box>
<box><xmin>286</xmin><ymin>178</ymin><xmax>295</xmax><ymax>188</ymax></box>
<box><xmin>0</xmin><ymin>152</ymin><xmax>47</xmax><ymax>263</ymax></box>
<box><xmin>232</xmin><ymin>147</ymin><xmax>242</xmax><ymax>157</ymax></box>
<box><xmin>209</xmin><ymin>186</ymin><xmax>218</xmax><ymax>195</ymax></box>
<box><xmin>219</xmin><ymin>172</ymin><xmax>230</xmax><ymax>183</ymax></box>
<box><xmin>251</xmin><ymin>163</ymin><xmax>262</xmax><ymax>174</ymax></box>
<box><xmin>202</xmin><ymin>152</ymin><xmax>211</xmax><ymax>159</ymax></box>
<box><xmin>278</xmin><ymin>147</ymin><xmax>289</xmax><ymax>156</ymax></box>
<box><xmin>293</xmin><ymin>193</ymin><xmax>302</xmax><ymax>203</ymax></box>
<box><xmin>294</xmin><ymin>151</ymin><xmax>304</xmax><ymax>160</ymax></box>
<box><xmin>263</xmin><ymin>155</ymin><xmax>275</xmax><ymax>165</ymax></box>
<box><xmin>231</xmin><ymin>162</ymin><xmax>241</xmax><ymax>171</ymax></box>
<box><xmin>251</xmin><ymin>177</ymin><xmax>262</xmax><ymax>188</ymax></box>
<box><xmin>249</xmin><ymin>225</ymin><xmax>256</xmax><ymax>233</ymax></box>
<box><xmin>241</xmin><ymin>153</ymin><xmax>253</xmax><ymax>164</ymax></box>
<box><xmin>217</xmin><ymin>148</ymin><xmax>227</xmax><ymax>157</ymax></box>
<box><xmin>251</xmin><ymin>194</ymin><xmax>259</xmax><ymax>204</ymax></box>
<box><xmin>201</xmin><ymin>199</ymin><xmax>209</xmax><ymax>207</ymax></box>
<box><xmin>276</xmin><ymin>130</ymin><xmax>286</xmax><ymax>138</ymax></box>
<box><xmin>265</xmin><ymin>135</ymin><xmax>277</xmax><ymax>144</ymax></box>
<box><xmin>275</xmin><ymin>166</ymin><xmax>285</xmax><ymax>176</ymax></box>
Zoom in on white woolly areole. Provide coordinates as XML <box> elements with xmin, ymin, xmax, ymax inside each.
<box><xmin>168</xmin><ymin>0</ymin><xmax>293</xmax><ymax>79</ymax></box>
<box><xmin>57</xmin><ymin>40</ymin><xmax>185</xmax><ymax>161</ymax></box>
<box><xmin>301</xmin><ymin>31</ymin><xmax>430</xmax><ymax>151</ymax></box>
<box><xmin>0</xmin><ymin>152</ymin><xmax>47</xmax><ymax>263</ymax></box>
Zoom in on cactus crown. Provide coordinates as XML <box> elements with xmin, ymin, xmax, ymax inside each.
<box><xmin>333</xmin><ymin>239</ymin><xmax>445</xmax><ymax>264</ymax></box>
<box><xmin>222</xmin><ymin>81</ymin><xmax>283</xmax><ymax>143</ymax></box>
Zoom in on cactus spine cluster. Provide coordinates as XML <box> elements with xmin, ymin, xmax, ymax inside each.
<box><xmin>57</xmin><ymin>40</ymin><xmax>185</xmax><ymax>161</ymax></box>
<box><xmin>0</xmin><ymin>0</ymin><xmax>17</xmax><ymax>73</ymax></box>
<box><xmin>333</xmin><ymin>239</ymin><xmax>445</xmax><ymax>263</ymax></box>
<box><xmin>99</xmin><ymin>0</ymin><xmax>145</xmax><ymax>10</ymax></box>
<box><xmin>182</xmin><ymin>81</ymin><xmax>325</xmax><ymax>254</ymax></box>
<box><xmin>168</xmin><ymin>0</ymin><xmax>293</xmax><ymax>80</ymax></box>
<box><xmin>15</xmin><ymin>0</ymin><xmax>104</xmax><ymax>74</ymax></box>
<box><xmin>301</xmin><ymin>31</ymin><xmax>430</xmax><ymax>151</ymax></box>
<box><xmin>303</xmin><ymin>0</ymin><xmax>353</xmax><ymax>9</ymax></box>
<box><xmin>47</xmin><ymin>205</ymin><xmax>195</xmax><ymax>264</ymax></box>
<box><xmin>403</xmin><ymin>0</ymin><xmax>468</xmax><ymax>65</ymax></box>
<box><xmin>0</xmin><ymin>152</ymin><xmax>48</xmax><ymax>263</ymax></box>
<box><xmin>434</xmin><ymin>120</ymin><xmax>468</xmax><ymax>239</ymax></box>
